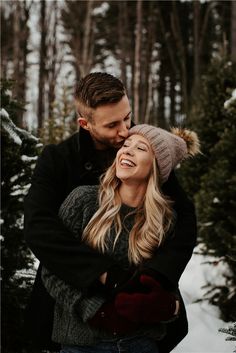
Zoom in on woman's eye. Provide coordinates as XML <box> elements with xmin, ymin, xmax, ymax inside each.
<box><xmin>137</xmin><ymin>147</ymin><xmax>146</xmax><ymax>151</ymax></box>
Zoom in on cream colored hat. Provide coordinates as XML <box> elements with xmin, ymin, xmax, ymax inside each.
<box><xmin>129</xmin><ymin>124</ymin><xmax>200</xmax><ymax>183</ymax></box>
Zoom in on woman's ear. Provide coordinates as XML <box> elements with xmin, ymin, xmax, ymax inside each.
<box><xmin>77</xmin><ymin>117</ymin><xmax>90</xmax><ymax>131</ymax></box>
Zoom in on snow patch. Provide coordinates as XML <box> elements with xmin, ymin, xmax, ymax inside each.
<box><xmin>224</xmin><ymin>89</ymin><xmax>236</xmax><ymax>110</ymax></box>
<box><xmin>21</xmin><ymin>155</ymin><xmax>38</xmax><ymax>162</ymax></box>
<box><xmin>173</xmin><ymin>245</ymin><xmax>235</xmax><ymax>353</ymax></box>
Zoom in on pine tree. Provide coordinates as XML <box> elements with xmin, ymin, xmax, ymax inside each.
<box><xmin>196</xmin><ymin>86</ymin><xmax>236</xmax><ymax>321</ymax></box>
<box><xmin>219</xmin><ymin>322</ymin><xmax>236</xmax><ymax>341</ymax></box>
<box><xmin>177</xmin><ymin>59</ymin><xmax>236</xmax><ymax>322</ymax></box>
<box><xmin>178</xmin><ymin>59</ymin><xmax>236</xmax><ymax>196</ymax></box>
<box><xmin>1</xmin><ymin>79</ymin><xmax>41</xmax><ymax>352</ymax></box>
<box><xmin>39</xmin><ymin>84</ymin><xmax>77</xmax><ymax>145</ymax></box>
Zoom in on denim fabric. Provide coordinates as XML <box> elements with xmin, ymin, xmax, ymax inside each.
<box><xmin>60</xmin><ymin>335</ymin><xmax>159</xmax><ymax>353</ymax></box>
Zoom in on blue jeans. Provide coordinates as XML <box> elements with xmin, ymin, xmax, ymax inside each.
<box><xmin>60</xmin><ymin>336</ymin><xmax>159</xmax><ymax>353</ymax></box>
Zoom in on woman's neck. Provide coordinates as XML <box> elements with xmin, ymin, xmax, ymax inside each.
<box><xmin>118</xmin><ymin>182</ymin><xmax>147</xmax><ymax>207</ymax></box>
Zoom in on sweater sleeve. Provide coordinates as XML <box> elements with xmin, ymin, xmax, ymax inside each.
<box><xmin>41</xmin><ymin>266</ymin><xmax>105</xmax><ymax>322</ymax></box>
<box><xmin>58</xmin><ymin>186</ymin><xmax>86</xmax><ymax>237</ymax></box>
<box><xmin>24</xmin><ymin>144</ymin><xmax>113</xmax><ymax>290</ymax></box>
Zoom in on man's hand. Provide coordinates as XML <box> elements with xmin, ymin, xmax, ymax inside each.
<box><xmin>99</xmin><ymin>272</ymin><xmax>107</xmax><ymax>284</ymax></box>
<box><xmin>115</xmin><ymin>274</ymin><xmax>178</xmax><ymax>323</ymax></box>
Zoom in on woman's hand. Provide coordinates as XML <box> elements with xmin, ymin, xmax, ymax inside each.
<box><xmin>115</xmin><ymin>274</ymin><xmax>178</xmax><ymax>323</ymax></box>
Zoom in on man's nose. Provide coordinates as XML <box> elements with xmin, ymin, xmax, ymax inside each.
<box><xmin>118</xmin><ymin>122</ymin><xmax>129</xmax><ymax>138</ymax></box>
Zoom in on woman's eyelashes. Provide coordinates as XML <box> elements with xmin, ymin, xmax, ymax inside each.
<box><xmin>137</xmin><ymin>146</ymin><xmax>147</xmax><ymax>151</ymax></box>
<box><xmin>123</xmin><ymin>142</ymin><xmax>147</xmax><ymax>151</ymax></box>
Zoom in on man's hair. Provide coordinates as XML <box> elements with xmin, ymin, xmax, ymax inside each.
<box><xmin>75</xmin><ymin>72</ymin><xmax>126</xmax><ymax>120</ymax></box>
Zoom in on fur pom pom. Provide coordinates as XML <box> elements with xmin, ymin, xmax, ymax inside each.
<box><xmin>171</xmin><ymin>127</ymin><xmax>201</xmax><ymax>156</ymax></box>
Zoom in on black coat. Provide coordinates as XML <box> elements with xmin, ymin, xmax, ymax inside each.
<box><xmin>24</xmin><ymin>128</ymin><xmax>197</xmax><ymax>352</ymax></box>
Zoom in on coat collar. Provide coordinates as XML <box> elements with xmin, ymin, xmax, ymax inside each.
<box><xmin>78</xmin><ymin>127</ymin><xmax>96</xmax><ymax>164</ymax></box>
<box><xmin>77</xmin><ymin>127</ymin><xmax>116</xmax><ymax>175</ymax></box>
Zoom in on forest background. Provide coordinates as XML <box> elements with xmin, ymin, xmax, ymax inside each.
<box><xmin>1</xmin><ymin>0</ymin><xmax>236</xmax><ymax>352</ymax></box>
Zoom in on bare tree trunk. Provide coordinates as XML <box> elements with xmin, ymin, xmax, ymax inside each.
<box><xmin>133</xmin><ymin>0</ymin><xmax>142</xmax><ymax>124</ymax></box>
<box><xmin>169</xmin><ymin>76</ymin><xmax>176</xmax><ymax>126</ymax></box>
<box><xmin>12</xmin><ymin>1</ymin><xmax>21</xmax><ymax>126</ymax></box>
<box><xmin>21</xmin><ymin>0</ymin><xmax>32</xmax><ymax>128</ymax></box>
<box><xmin>80</xmin><ymin>0</ymin><xmax>94</xmax><ymax>77</ymax></box>
<box><xmin>48</xmin><ymin>1</ymin><xmax>60</xmax><ymax>119</ymax></box>
<box><xmin>118</xmin><ymin>1</ymin><xmax>128</xmax><ymax>90</ymax></box>
<box><xmin>157</xmin><ymin>4</ymin><xmax>179</xmax><ymax>77</ymax></box>
<box><xmin>171</xmin><ymin>1</ymin><xmax>188</xmax><ymax>118</ymax></box>
<box><xmin>13</xmin><ymin>1</ymin><xmax>20</xmax><ymax>83</ymax></box>
<box><xmin>156</xmin><ymin>3</ymin><xmax>179</xmax><ymax>127</ymax></box>
<box><xmin>193</xmin><ymin>0</ymin><xmax>200</xmax><ymax>94</ymax></box>
<box><xmin>144</xmin><ymin>2</ymin><xmax>155</xmax><ymax>124</ymax></box>
<box><xmin>193</xmin><ymin>1</ymin><xmax>214</xmax><ymax>97</ymax></box>
<box><xmin>12</xmin><ymin>0</ymin><xmax>31</xmax><ymax>127</ymax></box>
<box><xmin>37</xmin><ymin>0</ymin><xmax>47</xmax><ymax>132</ymax></box>
<box><xmin>157</xmin><ymin>58</ymin><xmax>166</xmax><ymax>128</ymax></box>
<box><xmin>231</xmin><ymin>0</ymin><xmax>236</xmax><ymax>62</ymax></box>
<box><xmin>0</xmin><ymin>2</ymin><xmax>9</xmax><ymax>79</ymax></box>
<box><xmin>144</xmin><ymin>71</ymin><xmax>153</xmax><ymax>124</ymax></box>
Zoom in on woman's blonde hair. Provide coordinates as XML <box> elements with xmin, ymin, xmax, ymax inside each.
<box><xmin>82</xmin><ymin>159</ymin><xmax>173</xmax><ymax>265</ymax></box>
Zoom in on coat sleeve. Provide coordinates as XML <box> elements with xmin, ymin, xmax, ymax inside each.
<box><xmin>24</xmin><ymin>145</ymin><xmax>113</xmax><ymax>289</ymax></box>
<box><xmin>142</xmin><ymin>171</ymin><xmax>197</xmax><ymax>288</ymax></box>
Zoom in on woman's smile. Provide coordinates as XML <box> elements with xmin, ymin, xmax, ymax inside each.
<box><xmin>119</xmin><ymin>158</ymin><xmax>136</xmax><ymax>167</ymax></box>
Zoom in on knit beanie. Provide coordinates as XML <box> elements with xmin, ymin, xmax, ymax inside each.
<box><xmin>128</xmin><ymin>124</ymin><xmax>200</xmax><ymax>183</ymax></box>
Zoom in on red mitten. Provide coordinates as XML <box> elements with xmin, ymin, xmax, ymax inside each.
<box><xmin>88</xmin><ymin>300</ymin><xmax>139</xmax><ymax>335</ymax></box>
<box><xmin>115</xmin><ymin>274</ymin><xmax>177</xmax><ymax>323</ymax></box>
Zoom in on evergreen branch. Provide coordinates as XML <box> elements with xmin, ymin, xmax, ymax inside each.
<box><xmin>1</xmin><ymin>108</ymin><xmax>39</xmax><ymax>145</ymax></box>
<box><xmin>219</xmin><ymin>322</ymin><xmax>236</xmax><ymax>342</ymax></box>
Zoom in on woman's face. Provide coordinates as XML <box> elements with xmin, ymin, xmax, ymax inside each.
<box><xmin>116</xmin><ymin>134</ymin><xmax>154</xmax><ymax>183</ymax></box>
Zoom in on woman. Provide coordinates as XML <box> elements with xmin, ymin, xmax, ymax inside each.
<box><xmin>42</xmin><ymin>124</ymin><xmax>200</xmax><ymax>353</ymax></box>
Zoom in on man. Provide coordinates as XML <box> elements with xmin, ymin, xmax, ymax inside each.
<box><xmin>24</xmin><ymin>72</ymin><xmax>197</xmax><ymax>352</ymax></box>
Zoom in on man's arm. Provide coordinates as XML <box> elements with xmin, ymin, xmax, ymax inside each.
<box><xmin>24</xmin><ymin>145</ymin><xmax>112</xmax><ymax>289</ymax></box>
<box><xmin>141</xmin><ymin>171</ymin><xmax>197</xmax><ymax>288</ymax></box>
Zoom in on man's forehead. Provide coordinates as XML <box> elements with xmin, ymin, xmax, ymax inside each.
<box><xmin>92</xmin><ymin>95</ymin><xmax>131</xmax><ymax>119</ymax></box>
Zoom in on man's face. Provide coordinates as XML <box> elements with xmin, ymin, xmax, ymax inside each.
<box><xmin>78</xmin><ymin>95</ymin><xmax>132</xmax><ymax>150</ymax></box>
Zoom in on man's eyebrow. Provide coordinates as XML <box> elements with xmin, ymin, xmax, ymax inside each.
<box><xmin>125</xmin><ymin>111</ymin><xmax>132</xmax><ymax>118</ymax></box>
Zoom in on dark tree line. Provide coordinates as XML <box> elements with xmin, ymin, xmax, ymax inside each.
<box><xmin>1</xmin><ymin>0</ymin><xmax>236</xmax><ymax>132</ymax></box>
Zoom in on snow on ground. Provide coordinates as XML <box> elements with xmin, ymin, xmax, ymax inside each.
<box><xmin>173</xmin><ymin>245</ymin><xmax>235</xmax><ymax>353</ymax></box>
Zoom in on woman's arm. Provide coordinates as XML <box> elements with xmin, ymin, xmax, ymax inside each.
<box><xmin>41</xmin><ymin>266</ymin><xmax>105</xmax><ymax>322</ymax></box>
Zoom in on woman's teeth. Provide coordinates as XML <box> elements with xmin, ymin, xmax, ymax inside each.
<box><xmin>120</xmin><ymin>159</ymin><xmax>135</xmax><ymax>167</ymax></box>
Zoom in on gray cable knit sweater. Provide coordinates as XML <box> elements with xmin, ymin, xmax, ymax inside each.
<box><xmin>41</xmin><ymin>185</ymin><xmax>167</xmax><ymax>345</ymax></box>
